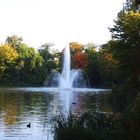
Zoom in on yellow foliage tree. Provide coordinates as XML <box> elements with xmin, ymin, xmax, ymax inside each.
<box><xmin>0</xmin><ymin>44</ymin><xmax>19</xmax><ymax>77</ymax></box>
<box><xmin>69</xmin><ymin>42</ymin><xmax>83</xmax><ymax>53</ymax></box>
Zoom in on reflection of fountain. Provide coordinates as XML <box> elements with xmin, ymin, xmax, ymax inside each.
<box><xmin>44</xmin><ymin>46</ymin><xmax>90</xmax><ymax>89</ymax></box>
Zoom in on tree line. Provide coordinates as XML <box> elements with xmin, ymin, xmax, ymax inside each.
<box><xmin>0</xmin><ymin>36</ymin><xmax>117</xmax><ymax>87</ymax></box>
<box><xmin>0</xmin><ymin>36</ymin><xmax>57</xmax><ymax>86</ymax></box>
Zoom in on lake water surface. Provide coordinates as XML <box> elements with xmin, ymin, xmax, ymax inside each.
<box><xmin>0</xmin><ymin>88</ymin><xmax>111</xmax><ymax>140</ymax></box>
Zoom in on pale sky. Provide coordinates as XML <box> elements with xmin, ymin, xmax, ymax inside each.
<box><xmin>0</xmin><ymin>0</ymin><xmax>126</xmax><ymax>50</ymax></box>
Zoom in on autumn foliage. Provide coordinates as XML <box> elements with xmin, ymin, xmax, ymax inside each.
<box><xmin>69</xmin><ymin>42</ymin><xmax>87</xmax><ymax>69</ymax></box>
<box><xmin>0</xmin><ymin>44</ymin><xmax>18</xmax><ymax>76</ymax></box>
<box><xmin>72</xmin><ymin>52</ymin><xmax>87</xmax><ymax>69</ymax></box>
<box><xmin>69</xmin><ymin>42</ymin><xmax>82</xmax><ymax>52</ymax></box>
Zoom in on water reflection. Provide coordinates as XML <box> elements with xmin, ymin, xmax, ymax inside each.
<box><xmin>0</xmin><ymin>91</ymin><xmax>53</xmax><ymax>140</ymax></box>
<box><xmin>0</xmin><ymin>89</ymin><xmax>111</xmax><ymax>140</ymax></box>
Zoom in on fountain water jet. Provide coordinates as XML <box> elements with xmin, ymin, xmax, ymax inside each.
<box><xmin>59</xmin><ymin>46</ymin><xmax>71</xmax><ymax>89</ymax></box>
<box><xmin>44</xmin><ymin>45</ymin><xmax>90</xmax><ymax>89</ymax></box>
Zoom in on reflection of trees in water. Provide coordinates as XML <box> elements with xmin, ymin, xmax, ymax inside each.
<box><xmin>0</xmin><ymin>91</ymin><xmax>53</xmax><ymax>126</ymax></box>
<box><xmin>0</xmin><ymin>92</ymin><xmax>19</xmax><ymax>125</ymax></box>
<box><xmin>99</xmin><ymin>92</ymin><xmax>112</xmax><ymax>112</ymax></box>
<box><xmin>0</xmin><ymin>90</ymin><xmax>112</xmax><ymax>129</ymax></box>
<box><xmin>73</xmin><ymin>93</ymin><xmax>97</xmax><ymax>113</ymax></box>
<box><xmin>72</xmin><ymin>92</ymin><xmax>112</xmax><ymax>115</ymax></box>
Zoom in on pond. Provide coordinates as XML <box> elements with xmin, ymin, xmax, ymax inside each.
<box><xmin>0</xmin><ymin>88</ymin><xmax>111</xmax><ymax>140</ymax></box>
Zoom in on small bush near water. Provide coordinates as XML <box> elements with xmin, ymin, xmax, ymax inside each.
<box><xmin>51</xmin><ymin>111</ymin><xmax>131</xmax><ymax>140</ymax></box>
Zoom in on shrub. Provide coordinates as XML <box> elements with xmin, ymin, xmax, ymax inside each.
<box><xmin>51</xmin><ymin>111</ymin><xmax>127</xmax><ymax>140</ymax></box>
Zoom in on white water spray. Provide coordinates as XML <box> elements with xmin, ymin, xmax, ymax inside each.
<box><xmin>44</xmin><ymin>45</ymin><xmax>90</xmax><ymax>89</ymax></box>
<box><xmin>59</xmin><ymin>46</ymin><xmax>71</xmax><ymax>88</ymax></box>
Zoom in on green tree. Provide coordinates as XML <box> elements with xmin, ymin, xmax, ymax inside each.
<box><xmin>6</xmin><ymin>35</ymin><xmax>23</xmax><ymax>49</ymax></box>
<box><xmin>85</xmin><ymin>44</ymin><xmax>102</xmax><ymax>87</ymax></box>
<box><xmin>38</xmin><ymin>43</ymin><xmax>59</xmax><ymax>82</ymax></box>
<box><xmin>16</xmin><ymin>43</ymin><xmax>44</xmax><ymax>85</ymax></box>
<box><xmin>99</xmin><ymin>42</ymin><xmax>119</xmax><ymax>87</ymax></box>
<box><xmin>109</xmin><ymin>11</ymin><xmax>140</xmax><ymax>112</ymax></box>
<box><xmin>110</xmin><ymin>11</ymin><xmax>140</xmax><ymax>83</ymax></box>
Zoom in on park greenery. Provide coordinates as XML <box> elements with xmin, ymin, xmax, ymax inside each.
<box><xmin>0</xmin><ymin>0</ymin><xmax>140</xmax><ymax>139</ymax></box>
<box><xmin>0</xmin><ymin>37</ymin><xmax>117</xmax><ymax>88</ymax></box>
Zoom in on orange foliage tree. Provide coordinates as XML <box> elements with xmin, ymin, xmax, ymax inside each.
<box><xmin>69</xmin><ymin>42</ymin><xmax>87</xmax><ymax>69</ymax></box>
<box><xmin>72</xmin><ymin>52</ymin><xmax>87</xmax><ymax>69</ymax></box>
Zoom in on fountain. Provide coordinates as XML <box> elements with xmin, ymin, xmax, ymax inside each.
<box><xmin>44</xmin><ymin>45</ymin><xmax>90</xmax><ymax>89</ymax></box>
<box><xmin>43</xmin><ymin>45</ymin><xmax>92</xmax><ymax>113</ymax></box>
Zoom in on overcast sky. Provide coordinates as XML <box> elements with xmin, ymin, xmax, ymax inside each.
<box><xmin>0</xmin><ymin>0</ymin><xmax>126</xmax><ymax>50</ymax></box>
